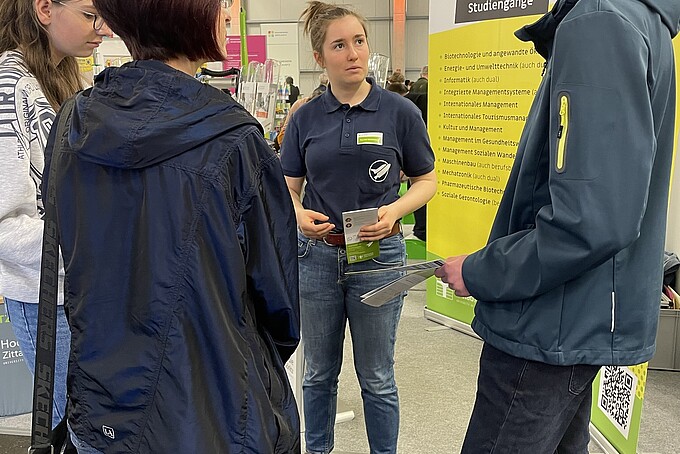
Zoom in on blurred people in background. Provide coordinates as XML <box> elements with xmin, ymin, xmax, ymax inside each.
<box><xmin>287</xmin><ymin>75</ymin><xmax>300</xmax><ymax>105</ymax></box>
<box><xmin>386</xmin><ymin>80</ymin><xmax>408</xmax><ymax>95</ymax></box>
<box><xmin>410</xmin><ymin>65</ymin><xmax>428</xmax><ymax>94</ymax></box>
<box><xmin>387</xmin><ymin>68</ymin><xmax>405</xmax><ymax>85</ymax></box>
<box><xmin>312</xmin><ymin>71</ymin><xmax>329</xmax><ymax>97</ymax></box>
<box><xmin>405</xmin><ymin>64</ymin><xmax>429</xmax><ymax>241</ymax></box>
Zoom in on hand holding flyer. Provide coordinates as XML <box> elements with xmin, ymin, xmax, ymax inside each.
<box><xmin>342</xmin><ymin>208</ymin><xmax>379</xmax><ymax>264</ymax></box>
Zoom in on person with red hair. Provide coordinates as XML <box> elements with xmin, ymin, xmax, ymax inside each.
<box><xmin>43</xmin><ymin>0</ymin><xmax>301</xmax><ymax>452</ymax></box>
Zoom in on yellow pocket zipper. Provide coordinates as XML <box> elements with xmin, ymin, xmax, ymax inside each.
<box><xmin>556</xmin><ymin>94</ymin><xmax>569</xmax><ymax>173</ymax></box>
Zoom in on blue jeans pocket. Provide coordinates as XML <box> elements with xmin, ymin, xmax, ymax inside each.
<box><xmin>568</xmin><ymin>364</ymin><xmax>601</xmax><ymax>395</ymax></box>
<box><xmin>298</xmin><ymin>235</ymin><xmax>313</xmax><ymax>259</ymax></box>
<box><xmin>371</xmin><ymin>255</ymin><xmax>403</xmax><ymax>267</ymax></box>
<box><xmin>371</xmin><ymin>234</ymin><xmax>405</xmax><ymax>268</ymax></box>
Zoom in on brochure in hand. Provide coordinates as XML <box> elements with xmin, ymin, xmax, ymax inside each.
<box><xmin>342</xmin><ymin>207</ymin><xmax>379</xmax><ymax>264</ymax></box>
<box><xmin>345</xmin><ymin>259</ymin><xmax>446</xmax><ymax>307</ymax></box>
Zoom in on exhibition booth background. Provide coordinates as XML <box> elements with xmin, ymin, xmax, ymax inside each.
<box><xmin>2</xmin><ymin>2</ymin><xmax>680</xmax><ymax>453</ymax></box>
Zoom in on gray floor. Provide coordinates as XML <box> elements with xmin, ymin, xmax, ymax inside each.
<box><xmin>2</xmin><ymin>280</ymin><xmax>679</xmax><ymax>453</ymax></box>
<box><xmin>329</xmin><ymin>281</ymin><xmax>680</xmax><ymax>454</ymax></box>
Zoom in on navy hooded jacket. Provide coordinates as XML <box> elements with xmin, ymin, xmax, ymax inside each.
<box><xmin>44</xmin><ymin>60</ymin><xmax>300</xmax><ymax>453</ymax></box>
<box><xmin>463</xmin><ymin>0</ymin><xmax>680</xmax><ymax>366</ymax></box>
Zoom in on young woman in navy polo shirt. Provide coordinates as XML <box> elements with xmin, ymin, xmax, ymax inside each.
<box><xmin>280</xmin><ymin>2</ymin><xmax>436</xmax><ymax>453</ymax></box>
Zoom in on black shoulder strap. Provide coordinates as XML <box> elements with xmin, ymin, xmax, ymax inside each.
<box><xmin>29</xmin><ymin>97</ymin><xmax>76</xmax><ymax>454</ymax></box>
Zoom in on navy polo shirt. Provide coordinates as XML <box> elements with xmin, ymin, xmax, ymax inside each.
<box><xmin>280</xmin><ymin>78</ymin><xmax>434</xmax><ymax>229</ymax></box>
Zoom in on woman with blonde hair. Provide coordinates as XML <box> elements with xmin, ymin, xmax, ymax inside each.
<box><xmin>281</xmin><ymin>2</ymin><xmax>436</xmax><ymax>453</ymax></box>
<box><xmin>0</xmin><ymin>0</ymin><xmax>111</xmax><ymax>427</ymax></box>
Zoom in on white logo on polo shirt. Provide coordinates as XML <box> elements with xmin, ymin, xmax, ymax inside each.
<box><xmin>369</xmin><ymin>160</ymin><xmax>391</xmax><ymax>183</ymax></box>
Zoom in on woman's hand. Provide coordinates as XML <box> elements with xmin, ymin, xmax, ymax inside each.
<box><xmin>285</xmin><ymin>176</ymin><xmax>334</xmax><ymax>239</ymax></box>
<box><xmin>296</xmin><ymin>209</ymin><xmax>335</xmax><ymax>239</ymax></box>
<box><xmin>356</xmin><ymin>170</ymin><xmax>436</xmax><ymax>242</ymax></box>
<box><xmin>358</xmin><ymin>205</ymin><xmax>399</xmax><ymax>241</ymax></box>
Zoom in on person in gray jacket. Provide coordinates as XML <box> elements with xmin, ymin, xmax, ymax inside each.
<box><xmin>435</xmin><ymin>0</ymin><xmax>680</xmax><ymax>452</ymax></box>
<box><xmin>0</xmin><ymin>0</ymin><xmax>112</xmax><ymax>428</ymax></box>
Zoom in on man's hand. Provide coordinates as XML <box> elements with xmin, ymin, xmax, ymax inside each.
<box><xmin>434</xmin><ymin>255</ymin><xmax>470</xmax><ymax>297</ymax></box>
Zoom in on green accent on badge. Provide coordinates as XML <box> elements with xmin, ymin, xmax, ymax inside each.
<box><xmin>357</xmin><ymin>132</ymin><xmax>383</xmax><ymax>145</ymax></box>
<box><xmin>358</xmin><ymin>136</ymin><xmax>381</xmax><ymax>144</ymax></box>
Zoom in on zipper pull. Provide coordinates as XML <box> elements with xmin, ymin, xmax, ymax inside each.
<box><xmin>556</xmin><ymin>94</ymin><xmax>569</xmax><ymax>173</ymax></box>
<box><xmin>559</xmin><ymin>95</ymin><xmax>568</xmax><ymax>116</ymax></box>
<box><xmin>541</xmin><ymin>61</ymin><xmax>548</xmax><ymax>76</ymax></box>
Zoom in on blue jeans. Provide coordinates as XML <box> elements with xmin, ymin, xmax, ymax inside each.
<box><xmin>298</xmin><ymin>232</ymin><xmax>406</xmax><ymax>454</ymax></box>
<box><xmin>4</xmin><ymin>298</ymin><xmax>70</xmax><ymax>427</ymax></box>
<box><xmin>462</xmin><ymin>343</ymin><xmax>601</xmax><ymax>454</ymax></box>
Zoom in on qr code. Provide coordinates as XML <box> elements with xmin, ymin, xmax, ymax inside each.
<box><xmin>597</xmin><ymin>366</ymin><xmax>637</xmax><ymax>438</ymax></box>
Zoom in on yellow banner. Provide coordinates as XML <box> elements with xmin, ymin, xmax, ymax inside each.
<box><xmin>77</xmin><ymin>56</ymin><xmax>94</xmax><ymax>74</ymax></box>
<box><xmin>427</xmin><ymin>15</ymin><xmax>545</xmax><ymax>322</ymax></box>
<box><xmin>426</xmin><ymin>2</ymin><xmax>680</xmax><ymax>452</ymax></box>
<box><xmin>429</xmin><ymin>18</ymin><xmax>543</xmax><ymax>258</ymax></box>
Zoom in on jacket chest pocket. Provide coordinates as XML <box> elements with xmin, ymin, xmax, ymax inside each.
<box><xmin>552</xmin><ymin>84</ymin><xmax>608</xmax><ymax>181</ymax></box>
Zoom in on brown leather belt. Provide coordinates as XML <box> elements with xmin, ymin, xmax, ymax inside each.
<box><xmin>323</xmin><ymin>223</ymin><xmax>401</xmax><ymax>246</ymax></box>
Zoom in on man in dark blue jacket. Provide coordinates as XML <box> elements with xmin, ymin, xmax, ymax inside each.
<box><xmin>436</xmin><ymin>0</ymin><xmax>680</xmax><ymax>452</ymax></box>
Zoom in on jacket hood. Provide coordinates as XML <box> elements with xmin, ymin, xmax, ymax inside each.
<box><xmin>68</xmin><ymin>60</ymin><xmax>261</xmax><ymax>169</ymax></box>
<box><xmin>641</xmin><ymin>0</ymin><xmax>680</xmax><ymax>37</ymax></box>
<box><xmin>516</xmin><ymin>0</ymin><xmax>680</xmax><ymax>59</ymax></box>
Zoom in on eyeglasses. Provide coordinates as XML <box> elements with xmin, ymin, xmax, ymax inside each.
<box><xmin>220</xmin><ymin>0</ymin><xmax>234</xmax><ymax>8</ymax></box>
<box><xmin>52</xmin><ymin>1</ymin><xmax>105</xmax><ymax>31</ymax></box>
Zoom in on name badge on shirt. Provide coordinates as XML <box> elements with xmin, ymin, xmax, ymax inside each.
<box><xmin>357</xmin><ymin>132</ymin><xmax>383</xmax><ymax>146</ymax></box>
